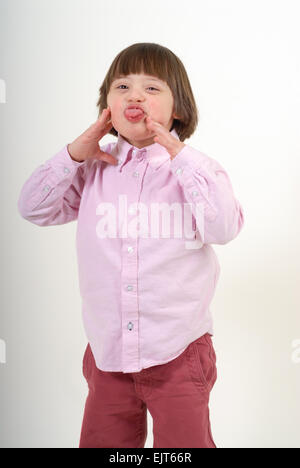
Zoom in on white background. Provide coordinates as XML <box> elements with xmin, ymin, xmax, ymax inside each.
<box><xmin>1</xmin><ymin>0</ymin><xmax>300</xmax><ymax>448</ymax></box>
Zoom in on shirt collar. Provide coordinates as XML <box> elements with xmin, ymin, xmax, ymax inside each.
<box><xmin>115</xmin><ymin>128</ymin><xmax>180</xmax><ymax>172</ymax></box>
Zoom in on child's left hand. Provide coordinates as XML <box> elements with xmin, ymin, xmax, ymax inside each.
<box><xmin>145</xmin><ymin>116</ymin><xmax>186</xmax><ymax>160</ymax></box>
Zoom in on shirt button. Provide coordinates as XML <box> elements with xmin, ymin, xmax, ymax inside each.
<box><xmin>126</xmin><ymin>285</ymin><xmax>133</xmax><ymax>291</ymax></box>
<box><xmin>133</xmin><ymin>171</ymin><xmax>139</xmax><ymax>177</ymax></box>
<box><xmin>43</xmin><ymin>185</ymin><xmax>50</xmax><ymax>192</ymax></box>
<box><xmin>175</xmin><ymin>168</ymin><xmax>183</xmax><ymax>175</ymax></box>
<box><xmin>118</xmin><ymin>158</ymin><xmax>123</xmax><ymax>165</ymax></box>
<box><xmin>127</xmin><ymin>246</ymin><xmax>134</xmax><ymax>253</ymax></box>
<box><xmin>192</xmin><ymin>190</ymin><xmax>199</xmax><ymax>196</ymax></box>
<box><xmin>127</xmin><ymin>322</ymin><xmax>134</xmax><ymax>331</ymax></box>
<box><xmin>64</xmin><ymin>167</ymin><xmax>70</xmax><ymax>174</ymax></box>
<box><xmin>132</xmin><ymin>149</ymin><xmax>137</xmax><ymax>155</ymax></box>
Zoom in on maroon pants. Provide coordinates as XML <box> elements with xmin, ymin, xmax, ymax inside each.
<box><xmin>79</xmin><ymin>333</ymin><xmax>217</xmax><ymax>448</ymax></box>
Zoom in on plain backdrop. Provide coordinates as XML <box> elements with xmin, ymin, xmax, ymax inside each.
<box><xmin>0</xmin><ymin>0</ymin><xmax>299</xmax><ymax>448</ymax></box>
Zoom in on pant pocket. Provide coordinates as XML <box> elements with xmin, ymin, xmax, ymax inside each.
<box><xmin>185</xmin><ymin>333</ymin><xmax>217</xmax><ymax>392</ymax></box>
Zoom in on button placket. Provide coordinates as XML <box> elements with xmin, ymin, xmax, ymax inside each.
<box><xmin>120</xmin><ymin>153</ymin><xmax>148</xmax><ymax>372</ymax></box>
<box><xmin>132</xmin><ymin>149</ymin><xmax>146</xmax><ymax>178</ymax></box>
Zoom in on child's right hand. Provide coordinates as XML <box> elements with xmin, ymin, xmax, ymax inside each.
<box><xmin>67</xmin><ymin>107</ymin><xmax>118</xmax><ymax>165</ymax></box>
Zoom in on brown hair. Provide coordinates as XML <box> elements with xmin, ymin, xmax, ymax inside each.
<box><xmin>96</xmin><ymin>43</ymin><xmax>199</xmax><ymax>142</ymax></box>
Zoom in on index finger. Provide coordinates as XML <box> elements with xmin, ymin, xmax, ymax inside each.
<box><xmin>90</xmin><ymin>108</ymin><xmax>112</xmax><ymax>132</ymax></box>
<box><xmin>98</xmin><ymin>107</ymin><xmax>111</xmax><ymax>122</ymax></box>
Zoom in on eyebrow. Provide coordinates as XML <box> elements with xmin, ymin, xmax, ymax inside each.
<box><xmin>113</xmin><ymin>76</ymin><xmax>165</xmax><ymax>85</ymax></box>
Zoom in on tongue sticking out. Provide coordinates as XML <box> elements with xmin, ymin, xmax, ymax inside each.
<box><xmin>125</xmin><ymin>108</ymin><xmax>144</xmax><ymax>119</ymax></box>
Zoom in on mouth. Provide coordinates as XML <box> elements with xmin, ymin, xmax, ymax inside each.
<box><xmin>124</xmin><ymin>106</ymin><xmax>146</xmax><ymax>123</ymax></box>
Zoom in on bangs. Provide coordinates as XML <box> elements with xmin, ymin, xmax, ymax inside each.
<box><xmin>108</xmin><ymin>43</ymin><xmax>171</xmax><ymax>86</ymax></box>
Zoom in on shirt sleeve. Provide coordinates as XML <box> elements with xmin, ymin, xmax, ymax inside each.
<box><xmin>17</xmin><ymin>144</ymin><xmax>88</xmax><ymax>226</ymax></box>
<box><xmin>170</xmin><ymin>144</ymin><xmax>245</xmax><ymax>245</ymax></box>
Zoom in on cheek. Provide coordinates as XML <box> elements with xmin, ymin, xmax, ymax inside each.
<box><xmin>112</xmin><ymin>102</ymin><xmax>123</xmax><ymax>117</ymax></box>
<box><xmin>107</xmin><ymin>94</ymin><xmax>119</xmax><ymax>112</ymax></box>
<box><xmin>148</xmin><ymin>101</ymin><xmax>160</xmax><ymax>117</ymax></box>
<box><xmin>108</xmin><ymin>104</ymin><xmax>122</xmax><ymax>125</ymax></box>
<box><xmin>148</xmin><ymin>101</ymin><xmax>169</xmax><ymax>123</ymax></box>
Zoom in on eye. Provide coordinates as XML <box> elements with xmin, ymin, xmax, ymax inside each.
<box><xmin>116</xmin><ymin>85</ymin><xmax>159</xmax><ymax>91</ymax></box>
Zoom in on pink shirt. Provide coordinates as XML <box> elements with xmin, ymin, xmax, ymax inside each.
<box><xmin>18</xmin><ymin>128</ymin><xmax>244</xmax><ymax>373</ymax></box>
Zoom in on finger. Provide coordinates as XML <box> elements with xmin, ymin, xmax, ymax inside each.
<box><xmin>88</xmin><ymin>111</ymin><xmax>112</xmax><ymax>137</ymax></box>
<box><xmin>99</xmin><ymin>119</ymin><xmax>113</xmax><ymax>133</ymax></box>
<box><xmin>151</xmin><ymin>122</ymin><xmax>166</xmax><ymax>133</ymax></box>
<box><xmin>85</xmin><ymin>112</ymin><xmax>109</xmax><ymax>134</ymax></box>
<box><xmin>146</xmin><ymin>117</ymin><xmax>167</xmax><ymax>134</ymax></box>
<box><xmin>104</xmin><ymin>118</ymin><xmax>113</xmax><ymax>127</ymax></box>
<box><xmin>147</xmin><ymin>123</ymin><xmax>167</xmax><ymax>140</ymax></box>
<box><xmin>91</xmin><ymin>108</ymin><xmax>111</xmax><ymax>127</ymax></box>
<box><xmin>96</xmin><ymin>108</ymin><xmax>111</xmax><ymax>125</ymax></box>
<box><xmin>101</xmin><ymin>119</ymin><xmax>113</xmax><ymax>136</ymax></box>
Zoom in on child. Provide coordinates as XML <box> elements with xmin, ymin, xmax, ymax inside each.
<box><xmin>18</xmin><ymin>42</ymin><xmax>244</xmax><ymax>448</ymax></box>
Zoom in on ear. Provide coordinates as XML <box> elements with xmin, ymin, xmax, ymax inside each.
<box><xmin>172</xmin><ymin>111</ymin><xmax>181</xmax><ymax>120</ymax></box>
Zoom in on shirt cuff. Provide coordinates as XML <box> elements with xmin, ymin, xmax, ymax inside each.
<box><xmin>170</xmin><ymin>144</ymin><xmax>218</xmax><ymax>222</ymax></box>
<box><xmin>47</xmin><ymin>144</ymin><xmax>86</xmax><ymax>180</ymax></box>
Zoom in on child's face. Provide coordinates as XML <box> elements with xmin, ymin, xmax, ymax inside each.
<box><xmin>107</xmin><ymin>73</ymin><xmax>179</xmax><ymax>149</ymax></box>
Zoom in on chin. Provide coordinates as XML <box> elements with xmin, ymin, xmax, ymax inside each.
<box><xmin>119</xmin><ymin>126</ymin><xmax>152</xmax><ymax>137</ymax></box>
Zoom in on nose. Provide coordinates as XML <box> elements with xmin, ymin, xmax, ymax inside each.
<box><xmin>126</xmin><ymin>87</ymin><xmax>145</xmax><ymax>102</ymax></box>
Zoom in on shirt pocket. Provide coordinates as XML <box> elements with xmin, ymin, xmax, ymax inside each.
<box><xmin>185</xmin><ymin>333</ymin><xmax>217</xmax><ymax>392</ymax></box>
